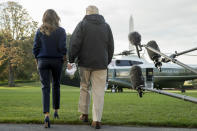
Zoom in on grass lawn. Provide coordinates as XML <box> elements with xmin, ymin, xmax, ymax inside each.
<box><xmin>0</xmin><ymin>82</ymin><xmax>197</xmax><ymax>127</ymax></box>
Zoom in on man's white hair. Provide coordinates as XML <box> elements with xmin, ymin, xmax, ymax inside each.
<box><xmin>86</xmin><ymin>5</ymin><xmax>99</xmax><ymax>15</ymax></box>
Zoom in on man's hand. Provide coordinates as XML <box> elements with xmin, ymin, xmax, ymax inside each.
<box><xmin>67</xmin><ymin>63</ymin><xmax>72</xmax><ymax>70</ymax></box>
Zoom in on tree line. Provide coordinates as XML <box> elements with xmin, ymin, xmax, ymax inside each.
<box><xmin>0</xmin><ymin>1</ymin><xmax>80</xmax><ymax>87</ymax></box>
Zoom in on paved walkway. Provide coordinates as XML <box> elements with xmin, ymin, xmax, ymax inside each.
<box><xmin>0</xmin><ymin>124</ymin><xmax>196</xmax><ymax>131</ymax></box>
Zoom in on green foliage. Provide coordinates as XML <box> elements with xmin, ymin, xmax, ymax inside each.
<box><xmin>66</xmin><ymin>33</ymin><xmax>71</xmax><ymax>59</ymax></box>
<box><xmin>30</xmin><ymin>72</ymin><xmax>40</xmax><ymax>81</ymax></box>
<box><xmin>0</xmin><ymin>60</ymin><xmax>8</xmax><ymax>80</ymax></box>
<box><xmin>0</xmin><ymin>1</ymin><xmax>38</xmax><ymax>86</ymax></box>
<box><xmin>15</xmin><ymin>38</ymin><xmax>37</xmax><ymax>80</ymax></box>
<box><xmin>191</xmin><ymin>79</ymin><xmax>197</xmax><ymax>87</ymax></box>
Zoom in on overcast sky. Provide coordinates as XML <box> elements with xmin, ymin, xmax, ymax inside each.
<box><xmin>1</xmin><ymin>0</ymin><xmax>197</xmax><ymax>64</ymax></box>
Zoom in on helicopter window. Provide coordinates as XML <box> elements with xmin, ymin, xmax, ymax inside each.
<box><xmin>132</xmin><ymin>61</ymin><xmax>143</xmax><ymax>65</ymax></box>
<box><xmin>115</xmin><ymin>60</ymin><xmax>143</xmax><ymax>66</ymax></box>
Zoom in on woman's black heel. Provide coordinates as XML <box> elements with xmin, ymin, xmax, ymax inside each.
<box><xmin>44</xmin><ymin>116</ymin><xmax>50</xmax><ymax>128</ymax></box>
<box><xmin>54</xmin><ymin>111</ymin><xmax>59</xmax><ymax>119</ymax></box>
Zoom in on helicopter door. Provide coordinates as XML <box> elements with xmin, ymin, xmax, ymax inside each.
<box><xmin>146</xmin><ymin>68</ymin><xmax>154</xmax><ymax>89</ymax></box>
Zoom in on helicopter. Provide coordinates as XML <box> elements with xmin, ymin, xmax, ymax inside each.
<box><xmin>106</xmin><ymin>15</ymin><xmax>197</xmax><ymax>93</ymax></box>
<box><xmin>106</xmin><ymin>51</ymin><xmax>197</xmax><ymax>93</ymax></box>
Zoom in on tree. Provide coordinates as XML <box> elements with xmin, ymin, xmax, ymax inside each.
<box><xmin>15</xmin><ymin>37</ymin><xmax>38</xmax><ymax>81</ymax></box>
<box><xmin>0</xmin><ymin>1</ymin><xmax>37</xmax><ymax>86</ymax></box>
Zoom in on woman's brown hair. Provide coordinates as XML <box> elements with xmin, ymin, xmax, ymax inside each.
<box><xmin>40</xmin><ymin>9</ymin><xmax>60</xmax><ymax>36</ymax></box>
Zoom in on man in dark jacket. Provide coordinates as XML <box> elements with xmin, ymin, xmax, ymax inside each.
<box><xmin>68</xmin><ymin>5</ymin><xmax>114</xmax><ymax>129</ymax></box>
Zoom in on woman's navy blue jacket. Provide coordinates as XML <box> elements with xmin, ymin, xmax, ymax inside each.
<box><xmin>33</xmin><ymin>27</ymin><xmax>67</xmax><ymax>59</ymax></box>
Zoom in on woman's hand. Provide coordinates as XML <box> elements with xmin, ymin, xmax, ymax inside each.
<box><xmin>63</xmin><ymin>55</ymin><xmax>67</xmax><ymax>63</ymax></box>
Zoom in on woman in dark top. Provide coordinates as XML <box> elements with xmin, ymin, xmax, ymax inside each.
<box><xmin>33</xmin><ymin>9</ymin><xmax>67</xmax><ymax>128</ymax></box>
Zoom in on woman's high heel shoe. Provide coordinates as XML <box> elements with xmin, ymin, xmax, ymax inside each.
<box><xmin>44</xmin><ymin>116</ymin><xmax>50</xmax><ymax>128</ymax></box>
<box><xmin>54</xmin><ymin>111</ymin><xmax>59</xmax><ymax>119</ymax></box>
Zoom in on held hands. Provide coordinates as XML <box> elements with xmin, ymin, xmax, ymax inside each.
<box><xmin>67</xmin><ymin>63</ymin><xmax>72</xmax><ymax>70</ymax></box>
<box><xmin>66</xmin><ymin>63</ymin><xmax>77</xmax><ymax>77</ymax></box>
